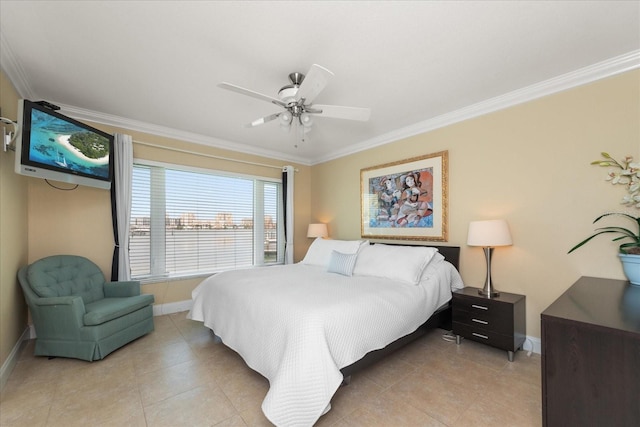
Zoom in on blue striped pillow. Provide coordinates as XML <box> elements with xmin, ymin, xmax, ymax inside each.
<box><xmin>327</xmin><ymin>250</ymin><xmax>358</xmax><ymax>276</ymax></box>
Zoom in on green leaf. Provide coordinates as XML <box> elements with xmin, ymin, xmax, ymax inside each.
<box><xmin>568</xmin><ymin>212</ymin><xmax>640</xmax><ymax>254</ymax></box>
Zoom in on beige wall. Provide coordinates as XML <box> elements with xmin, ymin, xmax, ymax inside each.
<box><xmin>312</xmin><ymin>70</ymin><xmax>640</xmax><ymax>338</ymax></box>
<box><xmin>0</xmin><ymin>72</ymin><xmax>29</xmax><ymax>372</ymax></box>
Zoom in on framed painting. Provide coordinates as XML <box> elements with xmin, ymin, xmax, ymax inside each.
<box><xmin>360</xmin><ymin>151</ymin><xmax>448</xmax><ymax>241</ymax></box>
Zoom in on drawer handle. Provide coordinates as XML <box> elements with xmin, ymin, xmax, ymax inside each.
<box><xmin>471</xmin><ymin>304</ymin><xmax>488</xmax><ymax>310</ymax></box>
<box><xmin>472</xmin><ymin>332</ymin><xmax>489</xmax><ymax>340</ymax></box>
<box><xmin>472</xmin><ymin>318</ymin><xmax>488</xmax><ymax>325</ymax></box>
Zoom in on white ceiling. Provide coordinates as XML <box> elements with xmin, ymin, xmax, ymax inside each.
<box><xmin>1</xmin><ymin>1</ymin><xmax>639</xmax><ymax>165</ymax></box>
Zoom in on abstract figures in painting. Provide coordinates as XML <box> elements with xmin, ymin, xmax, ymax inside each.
<box><xmin>370</xmin><ymin>169</ymin><xmax>433</xmax><ymax>228</ymax></box>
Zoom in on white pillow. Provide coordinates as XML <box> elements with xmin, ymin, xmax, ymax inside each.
<box><xmin>353</xmin><ymin>244</ymin><xmax>439</xmax><ymax>285</ymax></box>
<box><xmin>327</xmin><ymin>250</ymin><xmax>358</xmax><ymax>276</ymax></box>
<box><xmin>417</xmin><ymin>252</ymin><xmax>445</xmax><ymax>284</ymax></box>
<box><xmin>300</xmin><ymin>238</ymin><xmax>367</xmax><ymax>267</ymax></box>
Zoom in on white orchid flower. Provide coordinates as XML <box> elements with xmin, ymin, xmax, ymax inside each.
<box><xmin>594</xmin><ymin>153</ymin><xmax>640</xmax><ymax>210</ymax></box>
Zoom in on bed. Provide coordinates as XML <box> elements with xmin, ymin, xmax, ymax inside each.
<box><xmin>188</xmin><ymin>240</ymin><xmax>464</xmax><ymax>427</ymax></box>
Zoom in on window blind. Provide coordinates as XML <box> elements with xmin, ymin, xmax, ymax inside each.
<box><xmin>129</xmin><ymin>162</ymin><xmax>282</xmax><ymax>281</ymax></box>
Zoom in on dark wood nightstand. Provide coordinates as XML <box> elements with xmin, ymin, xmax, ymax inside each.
<box><xmin>452</xmin><ymin>287</ymin><xmax>526</xmax><ymax>361</ymax></box>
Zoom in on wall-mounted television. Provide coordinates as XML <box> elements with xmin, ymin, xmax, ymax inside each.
<box><xmin>14</xmin><ymin>99</ymin><xmax>114</xmax><ymax>190</ymax></box>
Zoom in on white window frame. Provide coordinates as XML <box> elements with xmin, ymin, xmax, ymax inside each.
<box><xmin>130</xmin><ymin>159</ymin><xmax>284</xmax><ymax>283</ymax></box>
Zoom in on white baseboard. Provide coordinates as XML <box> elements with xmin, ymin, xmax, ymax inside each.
<box><xmin>152</xmin><ymin>299</ymin><xmax>193</xmax><ymax>316</ymax></box>
<box><xmin>523</xmin><ymin>335</ymin><xmax>542</xmax><ymax>355</ymax></box>
<box><xmin>0</xmin><ymin>327</ymin><xmax>30</xmax><ymax>391</ymax></box>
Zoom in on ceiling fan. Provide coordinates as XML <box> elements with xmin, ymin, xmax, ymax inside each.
<box><xmin>218</xmin><ymin>64</ymin><xmax>371</xmax><ymax>143</ymax></box>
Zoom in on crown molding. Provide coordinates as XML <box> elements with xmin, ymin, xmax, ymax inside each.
<box><xmin>311</xmin><ymin>50</ymin><xmax>640</xmax><ymax>165</ymax></box>
<box><xmin>57</xmin><ymin>105</ymin><xmax>312</xmax><ymax>166</ymax></box>
<box><xmin>0</xmin><ymin>31</ymin><xmax>36</xmax><ymax>101</ymax></box>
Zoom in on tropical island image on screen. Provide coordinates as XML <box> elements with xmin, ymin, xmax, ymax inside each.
<box><xmin>28</xmin><ymin>108</ymin><xmax>110</xmax><ymax>179</ymax></box>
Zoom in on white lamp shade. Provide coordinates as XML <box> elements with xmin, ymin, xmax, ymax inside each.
<box><xmin>307</xmin><ymin>223</ymin><xmax>328</xmax><ymax>238</ymax></box>
<box><xmin>467</xmin><ymin>219</ymin><xmax>513</xmax><ymax>247</ymax></box>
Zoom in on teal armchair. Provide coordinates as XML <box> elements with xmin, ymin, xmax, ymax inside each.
<box><xmin>17</xmin><ymin>255</ymin><xmax>155</xmax><ymax>361</ymax></box>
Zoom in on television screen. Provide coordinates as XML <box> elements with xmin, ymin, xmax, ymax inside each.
<box><xmin>15</xmin><ymin>99</ymin><xmax>113</xmax><ymax>189</ymax></box>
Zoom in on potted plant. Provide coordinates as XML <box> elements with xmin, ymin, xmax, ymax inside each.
<box><xmin>568</xmin><ymin>153</ymin><xmax>640</xmax><ymax>285</ymax></box>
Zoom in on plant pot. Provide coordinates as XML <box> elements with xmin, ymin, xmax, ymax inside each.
<box><xmin>618</xmin><ymin>253</ymin><xmax>640</xmax><ymax>286</ymax></box>
<box><xmin>620</xmin><ymin>284</ymin><xmax>640</xmax><ymax>328</ymax></box>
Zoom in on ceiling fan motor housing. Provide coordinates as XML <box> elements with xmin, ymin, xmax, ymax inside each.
<box><xmin>278</xmin><ymin>71</ymin><xmax>306</xmax><ymax>103</ymax></box>
<box><xmin>278</xmin><ymin>85</ymin><xmax>299</xmax><ymax>103</ymax></box>
<box><xmin>288</xmin><ymin>72</ymin><xmax>304</xmax><ymax>85</ymax></box>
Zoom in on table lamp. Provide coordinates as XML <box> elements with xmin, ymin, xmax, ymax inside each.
<box><xmin>307</xmin><ymin>223</ymin><xmax>328</xmax><ymax>239</ymax></box>
<box><xmin>467</xmin><ymin>219</ymin><xmax>513</xmax><ymax>297</ymax></box>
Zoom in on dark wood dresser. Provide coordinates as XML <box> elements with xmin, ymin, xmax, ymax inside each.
<box><xmin>541</xmin><ymin>276</ymin><xmax>640</xmax><ymax>427</ymax></box>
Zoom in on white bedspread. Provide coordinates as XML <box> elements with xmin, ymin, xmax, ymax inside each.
<box><xmin>188</xmin><ymin>261</ymin><xmax>463</xmax><ymax>427</ymax></box>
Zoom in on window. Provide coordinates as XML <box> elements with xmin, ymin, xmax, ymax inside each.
<box><xmin>129</xmin><ymin>161</ymin><xmax>283</xmax><ymax>282</ymax></box>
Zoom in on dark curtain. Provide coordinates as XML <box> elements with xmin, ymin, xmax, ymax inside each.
<box><xmin>110</xmin><ymin>156</ymin><xmax>119</xmax><ymax>281</ymax></box>
<box><xmin>282</xmin><ymin>168</ymin><xmax>288</xmax><ymax>241</ymax></box>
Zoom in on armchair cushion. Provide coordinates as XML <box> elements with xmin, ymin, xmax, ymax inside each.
<box><xmin>84</xmin><ymin>294</ymin><xmax>154</xmax><ymax>326</ymax></box>
<box><xmin>27</xmin><ymin>255</ymin><xmax>105</xmax><ymax>304</ymax></box>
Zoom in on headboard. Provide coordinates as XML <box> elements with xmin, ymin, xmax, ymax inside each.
<box><xmin>433</xmin><ymin>245</ymin><xmax>460</xmax><ymax>270</ymax></box>
<box><xmin>371</xmin><ymin>242</ymin><xmax>460</xmax><ymax>270</ymax></box>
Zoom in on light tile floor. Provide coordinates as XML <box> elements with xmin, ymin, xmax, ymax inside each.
<box><xmin>0</xmin><ymin>312</ymin><xmax>541</xmax><ymax>426</ymax></box>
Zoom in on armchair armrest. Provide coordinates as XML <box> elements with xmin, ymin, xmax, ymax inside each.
<box><xmin>30</xmin><ymin>295</ymin><xmax>86</xmax><ymax>339</ymax></box>
<box><xmin>104</xmin><ymin>280</ymin><xmax>141</xmax><ymax>297</ymax></box>
<box><xmin>35</xmin><ymin>296</ymin><xmax>83</xmax><ymax>306</ymax></box>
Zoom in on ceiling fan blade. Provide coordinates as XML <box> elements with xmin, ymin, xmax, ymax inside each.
<box><xmin>295</xmin><ymin>64</ymin><xmax>334</xmax><ymax>104</ymax></box>
<box><xmin>311</xmin><ymin>104</ymin><xmax>371</xmax><ymax>121</ymax></box>
<box><xmin>246</xmin><ymin>112</ymin><xmax>281</xmax><ymax>128</ymax></box>
<box><xmin>218</xmin><ymin>82</ymin><xmax>287</xmax><ymax>108</ymax></box>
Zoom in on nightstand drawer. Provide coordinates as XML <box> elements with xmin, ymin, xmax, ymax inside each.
<box><xmin>452</xmin><ymin>306</ymin><xmax>513</xmax><ymax>335</ymax></box>
<box><xmin>452</xmin><ymin>295</ymin><xmax>513</xmax><ymax>317</ymax></box>
<box><xmin>452</xmin><ymin>321</ymin><xmax>515</xmax><ymax>350</ymax></box>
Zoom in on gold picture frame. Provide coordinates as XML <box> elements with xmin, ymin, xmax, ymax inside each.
<box><xmin>360</xmin><ymin>151</ymin><xmax>448</xmax><ymax>241</ymax></box>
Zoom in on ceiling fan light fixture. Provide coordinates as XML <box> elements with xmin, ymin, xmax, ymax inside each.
<box><xmin>300</xmin><ymin>112</ymin><xmax>313</xmax><ymax>127</ymax></box>
<box><xmin>280</xmin><ymin>111</ymin><xmax>292</xmax><ymax>124</ymax></box>
<box><xmin>280</xmin><ymin>111</ymin><xmax>292</xmax><ymax>132</ymax></box>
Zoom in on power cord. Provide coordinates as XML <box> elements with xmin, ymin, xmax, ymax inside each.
<box><xmin>45</xmin><ymin>179</ymin><xmax>79</xmax><ymax>191</ymax></box>
<box><xmin>441</xmin><ymin>330</ymin><xmax>457</xmax><ymax>342</ymax></box>
<box><xmin>442</xmin><ymin>330</ymin><xmax>535</xmax><ymax>357</ymax></box>
<box><xmin>522</xmin><ymin>337</ymin><xmax>534</xmax><ymax>357</ymax></box>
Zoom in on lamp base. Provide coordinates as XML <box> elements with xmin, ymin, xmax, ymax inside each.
<box><xmin>479</xmin><ymin>247</ymin><xmax>500</xmax><ymax>298</ymax></box>
<box><xmin>478</xmin><ymin>287</ymin><xmax>500</xmax><ymax>298</ymax></box>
